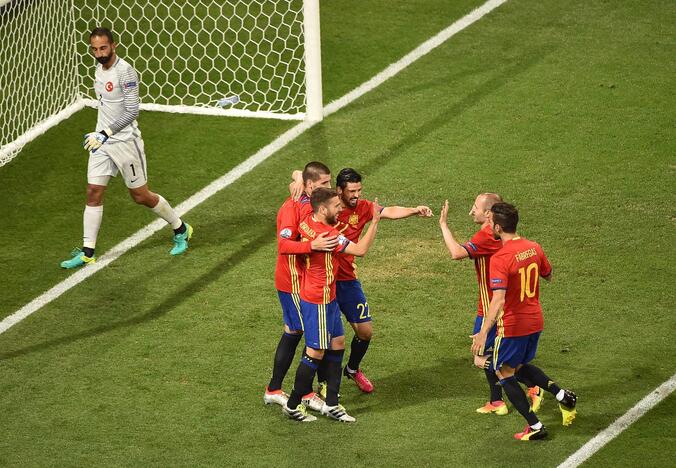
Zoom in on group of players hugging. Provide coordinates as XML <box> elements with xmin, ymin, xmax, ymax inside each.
<box><xmin>263</xmin><ymin>162</ymin><xmax>577</xmax><ymax>441</ymax></box>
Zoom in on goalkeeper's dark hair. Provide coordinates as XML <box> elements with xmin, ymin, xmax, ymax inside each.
<box><xmin>311</xmin><ymin>188</ymin><xmax>339</xmax><ymax>213</ymax></box>
<box><xmin>302</xmin><ymin>161</ymin><xmax>331</xmax><ymax>184</ymax></box>
<box><xmin>491</xmin><ymin>202</ymin><xmax>519</xmax><ymax>233</ymax></box>
<box><xmin>336</xmin><ymin>168</ymin><xmax>362</xmax><ymax>189</ymax></box>
<box><xmin>90</xmin><ymin>27</ymin><xmax>115</xmax><ymax>44</ymax></box>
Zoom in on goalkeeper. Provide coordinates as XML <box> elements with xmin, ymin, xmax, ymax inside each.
<box><xmin>61</xmin><ymin>27</ymin><xmax>192</xmax><ymax>269</ymax></box>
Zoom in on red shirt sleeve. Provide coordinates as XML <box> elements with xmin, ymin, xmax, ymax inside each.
<box><xmin>463</xmin><ymin>226</ymin><xmax>501</xmax><ymax>258</ymax></box>
<box><xmin>277</xmin><ymin>200</ymin><xmax>312</xmax><ymax>255</ymax></box>
<box><xmin>489</xmin><ymin>252</ymin><xmax>509</xmax><ymax>291</ymax></box>
<box><xmin>332</xmin><ymin>229</ymin><xmax>351</xmax><ymax>253</ymax></box>
<box><xmin>537</xmin><ymin>244</ymin><xmax>552</xmax><ymax>277</ymax></box>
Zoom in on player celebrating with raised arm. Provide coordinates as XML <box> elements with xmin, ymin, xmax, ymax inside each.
<box><xmin>60</xmin><ymin>27</ymin><xmax>191</xmax><ymax>269</ymax></box>
<box><xmin>264</xmin><ymin>162</ymin><xmax>338</xmax><ymax>410</ymax></box>
<box><xmin>439</xmin><ymin>194</ymin><xmax>542</xmax><ymax>415</ymax></box>
<box><xmin>472</xmin><ymin>203</ymin><xmax>577</xmax><ymax>441</ymax></box>
<box><xmin>332</xmin><ymin>168</ymin><xmax>432</xmax><ymax>393</ymax></box>
<box><xmin>283</xmin><ymin>188</ymin><xmax>381</xmax><ymax>422</ymax></box>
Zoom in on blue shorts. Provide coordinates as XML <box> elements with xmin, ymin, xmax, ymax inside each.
<box><xmin>277</xmin><ymin>291</ymin><xmax>303</xmax><ymax>332</ymax></box>
<box><xmin>473</xmin><ymin>315</ymin><xmax>497</xmax><ymax>356</ymax></box>
<box><xmin>336</xmin><ymin>280</ymin><xmax>371</xmax><ymax>323</ymax></box>
<box><xmin>300</xmin><ymin>299</ymin><xmax>344</xmax><ymax>350</ymax></box>
<box><xmin>493</xmin><ymin>332</ymin><xmax>541</xmax><ymax>371</ymax></box>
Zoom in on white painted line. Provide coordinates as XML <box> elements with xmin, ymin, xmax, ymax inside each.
<box><xmin>558</xmin><ymin>373</ymin><xmax>676</xmax><ymax>468</ymax></box>
<box><xmin>0</xmin><ymin>0</ymin><xmax>509</xmax><ymax>335</ymax></box>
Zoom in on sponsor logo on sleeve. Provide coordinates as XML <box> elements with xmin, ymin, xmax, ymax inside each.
<box><xmin>491</xmin><ymin>278</ymin><xmax>503</xmax><ymax>284</ymax></box>
<box><xmin>467</xmin><ymin>242</ymin><xmax>478</xmax><ymax>251</ymax></box>
<box><xmin>124</xmin><ymin>81</ymin><xmax>137</xmax><ymax>89</ymax></box>
<box><xmin>279</xmin><ymin>228</ymin><xmax>292</xmax><ymax>239</ymax></box>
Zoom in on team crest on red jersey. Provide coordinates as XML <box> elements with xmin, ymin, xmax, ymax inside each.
<box><xmin>105</xmin><ymin>81</ymin><xmax>113</xmax><ymax>92</ymax></box>
<box><xmin>348</xmin><ymin>214</ymin><xmax>359</xmax><ymax>225</ymax></box>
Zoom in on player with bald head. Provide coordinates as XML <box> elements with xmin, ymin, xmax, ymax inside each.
<box><xmin>439</xmin><ymin>193</ymin><xmax>541</xmax><ymax>415</ymax></box>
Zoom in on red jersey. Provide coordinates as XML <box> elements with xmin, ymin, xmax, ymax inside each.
<box><xmin>298</xmin><ymin>216</ymin><xmax>351</xmax><ymax>304</ymax></box>
<box><xmin>334</xmin><ymin>199</ymin><xmax>376</xmax><ymax>281</ymax></box>
<box><xmin>489</xmin><ymin>237</ymin><xmax>552</xmax><ymax>337</ymax></box>
<box><xmin>462</xmin><ymin>224</ymin><xmax>503</xmax><ymax>316</ymax></box>
<box><xmin>274</xmin><ymin>194</ymin><xmax>313</xmax><ymax>293</ymax></box>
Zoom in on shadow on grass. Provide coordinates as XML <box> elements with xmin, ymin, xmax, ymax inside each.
<box><xmin>345</xmin><ymin>356</ymin><xmax>470</xmax><ymax>416</ymax></box>
<box><xmin>0</xmin><ymin>224</ymin><xmax>276</xmax><ymax>361</ymax></box>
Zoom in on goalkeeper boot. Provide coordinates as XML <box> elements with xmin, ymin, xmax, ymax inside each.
<box><xmin>476</xmin><ymin>400</ymin><xmax>508</xmax><ymax>415</ymax></box>
<box><xmin>302</xmin><ymin>392</ymin><xmax>324</xmax><ymax>412</ymax></box>
<box><xmin>514</xmin><ymin>424</ymin><xmax>548</xmax><ymax>441</ymax></box>
<box><xmin>263</xmin><ymin>387</ymin><xmax>289</xmax><ymax>407</ymax></box>
<box><xmin>170</xmin><ymin>223</ymin><xmax>193</xmax><ymax>256</ymax></box>
<box><xmin>320</xmin><ymin>403</ymin><xmax>356</xmax><ymax>423</ymax></box>
<box><xmin>60</xmin><ymin>248</ymin><xmax>95</xmax><ymax>269</ymax></box>
<box><xmin>528</xmin><ymin>386</ymin><xmax>545</xmax><ymax>413</ymax></box>
<box><xmin>558</xmin><ymin>389</ymin><xmax>577</xmax><ymax>426</ymax></box>
<box><xmin>344</xmin><ymin>367</ymin><xmax>374</xmax><ymax>393</ymax></box>
<box><xmin>282</xmin><ymin>403</ymin><xmax>316</xmax><ymax>422</ymax></box>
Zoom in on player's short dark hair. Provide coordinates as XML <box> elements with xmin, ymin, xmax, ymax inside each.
<box><xmin>90</xmin><ymin>27</ymin><xmax>114</xmax><ymax>44</ymax></box>
<box><xmin>336</xmin><ymin>168</ymin><xmax>362</xmax><ymax>189</ymax></box>
<box><xmin>491</xmin><ymin>202</ymin><xmax>519</xmax><ymax>233</ymax></box>
<box><xmin>302</xmin><ymin>161</ymin><xmax>331</xmax><ymax>184</ymax></box>
<box><xmin>311</xmin><ymin>187</ymin><xmax>338</xmax><ymax>213</ymax></box>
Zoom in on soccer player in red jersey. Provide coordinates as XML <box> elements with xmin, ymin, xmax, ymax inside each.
<box><xmin>472</xmin><ymin>202</ymin><xmax>577</xmax><ymax>441</ymax></box>
<box><xmin>282</xmin><ymin>188</ymin><xmax>381</xmax><ymax>422</ymax></box>
<box><xmin>440</xmin><ymin>194</ymin><xmax>542</xmax><ymax>415</ymax></box>
<box><xmin>264</xmin><ymin>162</ymin><xmax>338</xmax><ymax>409</ymax></box>
<box><xmin>332</xmin><ymin>168</ymin><xmax>432</xmax><ymax>393</ymax></box>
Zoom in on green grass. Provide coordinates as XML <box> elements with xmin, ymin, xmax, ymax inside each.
<box><xmin>1</xmin><ymin>0</ymin><xmax>675</xmax><ymax>466</ymax></box>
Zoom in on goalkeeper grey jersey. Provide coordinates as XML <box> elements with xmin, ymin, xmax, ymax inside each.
<box><xmin>94</xmin><ymin>57</ymin><xmax>141</xmax><ymax>143</ymax></box>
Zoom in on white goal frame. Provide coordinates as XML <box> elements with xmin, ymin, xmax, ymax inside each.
<box><xmin>0</xmin><ymin>0</ymin><xmax>323</xmax><ymax>166</ymax></box>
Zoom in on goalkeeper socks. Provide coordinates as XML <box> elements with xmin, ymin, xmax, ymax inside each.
<box><xmin>347</xmin><ymin>336</ymin><xmax>370</xmax><ymax>371</ymax></box>
<box><xmin>517</xmin><ymin>364</ymin><xmax>562</xmax><ymax>396</ymax></box>
<box><xmin>174</xmin><ymin>222</ymin><xmax>187</xmax><ymax>235</ymax></box>
<box><xmin>83</xmin><ymin>205</ymin><xmax>103</xmax><ymax>254</ymax></box>
<box><xmin>324</xmin><ymin>349</ymin><xmax>345</xmax><ymax>406</ymax></box>
<box><xmin>485</xmin><ymin>368</ymin><xmax>503</xmax><ymax>402</ymax></box>
<box><xmin>267</xmin><ymin>332</ymin><xmax>303</xmax><ymax>391</ymax></box>
<box><xmin>500</xmin><ymin>376</ymin><xmax>540</xmax><ymax>426</ymax></box>
<box><xmin>151</xmin><ymin>195</ymin><xmax>182</xmax><ymax>230</ymax></box>
<box><xmin>287</xmin><ymin>352</ymin><xmax>320</xmax><ymax>409</ymax></box>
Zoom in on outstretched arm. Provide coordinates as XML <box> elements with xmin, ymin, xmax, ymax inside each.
<box><xmin>439</xmin><ymin>200</ymin><xmax>469</xmax><ymax>260</ymax></box>
<box><xmin>381</xmin><ymin>205</ymin><xmax>433</xmax><ymax>219</ymax></box>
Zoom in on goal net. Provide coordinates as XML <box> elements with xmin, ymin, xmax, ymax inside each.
<box><xmin>0</xmin><ymin>0</ymin><xmax>322</xmax><ymax>167</ymax></box>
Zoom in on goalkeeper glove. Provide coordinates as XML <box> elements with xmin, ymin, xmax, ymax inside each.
<box><xmin>83</xmin><ymin>128</ymin><xmax>112</xmax><ymax>152</ymax></box>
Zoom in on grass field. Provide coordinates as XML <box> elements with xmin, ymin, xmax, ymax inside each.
<box><xmin>1</xmin><ymin>0</ymin><xmax>675</xmax><ymax>466</ymax></box>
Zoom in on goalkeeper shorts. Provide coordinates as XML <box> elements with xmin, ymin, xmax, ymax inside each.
<box><xmin>88</xmin><ymin>137</ymin><xmax>148</xmax><ymax>189</ymax></box>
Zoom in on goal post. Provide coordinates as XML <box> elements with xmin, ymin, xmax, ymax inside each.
<box><xmin>0</xmin><ymin>0</ymin><xmax>323</xmax><ymax>167</ymax></box>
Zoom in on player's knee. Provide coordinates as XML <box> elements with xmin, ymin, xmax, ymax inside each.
<box><xmin>355</xmin><ymin>322</ymin><xmax>372</xmax><ymax>341</ymax></box>
<box><xmin>330</xmin><ymin>336</ymin><xmax>345</xmax><ymax>350</ymax></box>
<box><xmin>283</xmin><ymin>325</ymin><xmax>302</xmax><ymax>335</ymax></box>
<box><xmin>306</xmin><ymin>347</ymin><xmax>324</xmax><ymax>360</ymax></box>
<box><xmin>86</xmin><ymin>186</ymin><xmax>105</xmax><ymax>205</ymax></box>
<box><xmin>357</xmin><ymin>328</ymin><xmax>372</xmax><ymax>341</ymax></box>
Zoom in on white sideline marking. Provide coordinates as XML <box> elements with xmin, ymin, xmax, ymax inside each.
<box><xmin>558</xmin><ymin>373</ymin><xmax>676</xmax><ymax>468</ymax></box>
<box><xmin>0</xmin><ymin>0</ymin><xmax>508</xmax><ymax>335</ymax></box>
